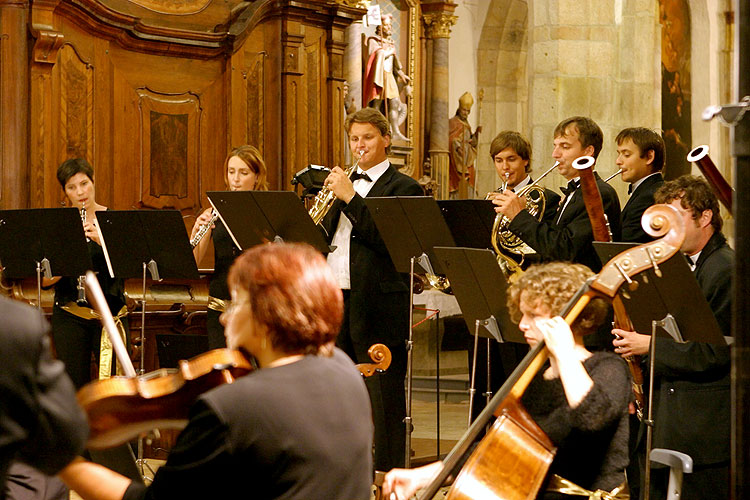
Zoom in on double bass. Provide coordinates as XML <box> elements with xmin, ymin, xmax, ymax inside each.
<box><xmin>417</xmin><ymin>204</ymin><xmax>684</xmax><ymax>500</ymax></box>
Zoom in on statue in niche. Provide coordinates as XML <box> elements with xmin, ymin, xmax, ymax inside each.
<box><xmin>448</xmin><ymin>92</ymin><xmax>481</xmax><ymax>199</ymax></box>
<box><xmin>363</xmin><ymin>13</ymin><xmax>411</xmax><ymax>142</ymax></box>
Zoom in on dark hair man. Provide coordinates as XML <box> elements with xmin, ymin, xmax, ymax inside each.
<box><xmin>614</xmin><ymin>127</ymin><xmax>666</xmax><ymax>243</ymax></box>
<box><xmin>321</xmin><ymin>107</ymin><xmax>423</xmax><ymax>470</ymax></box>
<box><xmin>492</xmin><ymin>116</ymin><xmax>622</xmax><ymax>273</ymax></box>
<box><xmin>612</xmin><ymin>175</ymin><xmax>732</xmax><ymax>500</ymax></box>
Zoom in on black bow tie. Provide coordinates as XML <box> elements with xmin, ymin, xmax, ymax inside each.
<box><xmin>350</xmin><ymin>171</ymin><xmax>372</xmax><ymax>183</ymax></box>
<box><xmin>628</xmin><ymin>184</ymin><xmax>634</xmax><ymax>195</ymax></box>
<box><xmin>561</xmin><ymin>180</ymin><xmax>579</xmax><ymax>197</ymax></box>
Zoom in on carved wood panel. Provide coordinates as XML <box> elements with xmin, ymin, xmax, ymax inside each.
<box><xmin>136</xmin><ymin>89</ymin><xmax>201</xmax><ymax>211</ymax></box>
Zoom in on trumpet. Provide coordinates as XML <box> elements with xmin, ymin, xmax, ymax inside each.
<box><xmin>190</xmin><ymin>210</ymin><xmax>220</xmax><ymax>248</ymax></box>
<box><xmin>308</xmin><ymin>150</ymin><xmax>364</xmax><ymax>234</ymax></box>
<box><xmin>487</xmin><ymin>161</ymin><xmax>559</xmax><ymax>279</ymax></box>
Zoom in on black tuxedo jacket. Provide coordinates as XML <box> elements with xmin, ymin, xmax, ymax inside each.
<box><xmin>0</xmin><ymin>297</ymin><xmax>88</xmax><ymax>490</ymax></box>
<box><xmin>620</xmin><ymin>174</ymin><xmax>664</xmax><ymax>243</ymax></box>
<box><xmin>320</xmin><ymin>164</ymin><xmax>423</xmax><ymax>346</ymax></box>
<box><xmin>648</xmin><ymin>231</ymin><xmax>733</xmax><ymax>466</ymax></box>
<box><xmin>508</xmin><ymin>172</ymin><xmax>621</xmax><ymax>272</ymax></box>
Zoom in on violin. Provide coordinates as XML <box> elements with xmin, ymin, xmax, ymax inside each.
<box><xmin>417</xmin><ymin>204</ymin><xmax>684</xmax><ymax>500</ymax></box>
<box><xmin>81</xmin><ymin>271</ymin><xmax>253</xmax><ymax>450</ymax></box>
<box><xmin>356</xmin><ymin>343</ymin><xmax>392</xmax><ymax>377</ymax></box>
<box><xmin>79</xmin><ymin>348</ymin><xmax>253</xmax><ymax>450</ymax></box>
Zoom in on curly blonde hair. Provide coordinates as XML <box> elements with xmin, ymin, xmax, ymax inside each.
<box><xmin>507</xmin><ymin>262</ymin><xmax>609</xmax><ymax>336</ymax></box>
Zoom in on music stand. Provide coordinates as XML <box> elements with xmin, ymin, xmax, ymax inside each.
<box><xmin>95</xmin><ymin>209</ymin><xmax>199</xmax><ymax>479</ymax></box>
<box><xmin>206</xmin><ymin>191</ymin><xmax>330</xmax><ymax>254</ymax></box>
<box><xmin>0</xmin><ymin>208</ymin><xmax>91</xmax><ymax>309</ymax></box>
<box><xmin>437</xmin><ymin>200</ymin><xmax>496</xmax><ymax>249</ymax></box>
<box><xmin>364</xmin><ymin>196</ymin><xmax>456</xmax><ymax>467</ymax></box>
<box><xmin>433</xmin><ymin>246</ymin><xmax>522</xmax><ymax>422</ymax></box>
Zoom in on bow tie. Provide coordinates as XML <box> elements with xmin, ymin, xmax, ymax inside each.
<box><xmin>560</xmin><ymin>180</ymin><xmax>579</xmax><ymax>197</ymax></box>
<box><xmin>628</xmin><ymin>184</ymin><xmax>634</xmax><ymax>195</ymax></box>
<box><xmin>350</xmin><ymin>171</ymin><xmax>372</xmax><ymax>183</ymax></box>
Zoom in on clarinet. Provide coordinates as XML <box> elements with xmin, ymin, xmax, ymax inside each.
<box><xmin>77</xmin><ymin>207</ymin><xmax>88</xmax><ymax>305</ymax></box>
<box><xmin>190</xmin><ymin>210</ymin><xmax>220</xmax><ymax>248</ymax></box>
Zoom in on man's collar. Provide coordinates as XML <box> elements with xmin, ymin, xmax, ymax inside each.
<box><xmin>629</xmin><ymin>172</ymin><xmax>662</xmax><ymax>194</ymax></box>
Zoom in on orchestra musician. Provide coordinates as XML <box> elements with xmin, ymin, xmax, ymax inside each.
<box><xmin>48</xmin><ymin>158</ymin><xmax>128</xmax><ymax>389</ymax></box>
<box><xmin>59</xmin><ymin>242</ymin><xmax>374</xmax><ymax>500</ymax></box>
<box><xmin>190</xmin><ymin>145</ymin><xmax>269</xmax><ymax>350</ymax></box>
<box><xmin>0</xmin><ymin>297</ymin><xmax>88</xmax><ymax>500</ymax></box>
<box><xmin>471</xmin><ymin>131</ymin><xmax>562</xmax><ymax>422</ymax></box>
<box><xmin>320</xmin><ymin>107</ymin><xmax>423</xmax><ymax>470</ymax></box>
<box><xmin>612</xmin><ymin>176</ymin><xmax>732</xmax><ymax>500</ymax></box>
<box><xmin>614</xmin><ymin>128</ymin><xmax>665</xmax><ymax>243</ymax></box>
<box><xmin>383</xmin><ymin>262</ymin><xmax>630</xmax><ymax>500</ymax></box>
<box><xmin>491</xmin><ymin>116</ymin><xmax>622</xmax><ymax>273</ymax></box>
<box><xmin>486</xmin><ymin>130</ymin><xmax>560</xmax><ymax>223</ymax></box>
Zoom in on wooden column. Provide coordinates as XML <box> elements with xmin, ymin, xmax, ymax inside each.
<box><xmin>422</xmin><ymin>3</ymin><xmax>456</xmax><ymax>200</ymax></box>
<box><xmin>0</xmin><ymin>0</ymin><xmax>32</xmax><ymax>208</ymax></box>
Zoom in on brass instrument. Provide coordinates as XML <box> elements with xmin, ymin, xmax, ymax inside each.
<box><xmin>190</xmin><ymin>209</ymin><xmax>219</xmax><ymax>248</ymax></box>
<box><xmin>308</xmin><ymin>150</ymin><xmax>364</xmax><ymax>235</ymax></box>
<box><xmin>77</xmin><ymin>207</ymin><xmax>88</xmax><ymax>305</ymax></box>
<box><xmin>488</xmin><ymin>161</ymin><xmax>559</xmax><ymax>279</ymax></box>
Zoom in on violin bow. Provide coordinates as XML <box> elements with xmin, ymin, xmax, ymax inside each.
<box><xmin>417</xmin><ymin>204</ymin><xmax>684</xmax><ymax>499</ymax></box>
<box><xmin>84</xmin><ymin>270</ymin><xmax>136</xmax><ymax>378</ymax></box>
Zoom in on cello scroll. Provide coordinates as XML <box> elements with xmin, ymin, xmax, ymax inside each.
<box><xmin>357</xmin><ymin>343</ymin><xmax>392</xmax><ymax>378</ymax></box>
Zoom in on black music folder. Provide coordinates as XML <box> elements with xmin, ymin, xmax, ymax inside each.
<box><xmin>594</xmin><ymin>241</ymin><xmax>725</xmax><ymax>345</ymax></box>
<box><xmin>206</xmin><ymin>191</ymin><xmax>329</xmax><ymax>254</ymax></box>
<box><xmin>433</xmin><ymin>247</ymin><xmax>519</xmax><ymax>343</ymax></box>
<box><xmin>95</xmin><ymin>210</ymin><xmax>199</xmax><ymax>280</ymax></box>
<box><xmin>364</xmin><ymin>196</ymin><xmax>456</xmax><ymax>275</ymax></box>
<box><xmin>437</xmin><ymin>199</ymin><xmax>496</xmax><ymax>250</ymax></box>
<box><xmin>0</xmin><ymin>208</ymin><xmax>91</xmax><ymax>278</ymax></box>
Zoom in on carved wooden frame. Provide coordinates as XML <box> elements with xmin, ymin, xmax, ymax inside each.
<box><xmin>136</xmin><ymin>89</ymin><xmax>201</xmax><ymax>211</ymax></box>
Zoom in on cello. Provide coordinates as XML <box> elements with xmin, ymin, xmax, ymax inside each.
<box><xmin>416</xmin><ymin>204</ymin><xmax>684</xmax><ymax>500</ymax></box>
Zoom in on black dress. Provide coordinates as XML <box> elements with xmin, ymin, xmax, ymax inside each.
<box><xmin>521</xmin><ymin>352</ymin><xmax>631</xmax><ymax>497</ymax></box>
<box><xmin>51</xmin><ymin>237</ymin><xmax>127</xmax><ymax>389</ymax></box>
<box><xmin>122</xmin><ymin>349</ymin><xmax>374</xmax><ymax>500</ymax></box>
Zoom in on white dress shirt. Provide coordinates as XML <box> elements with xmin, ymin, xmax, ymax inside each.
<box><xmin>327</xmin><ymin>159</ymin><xmax>390</xmax><ymax>289</ymax></box>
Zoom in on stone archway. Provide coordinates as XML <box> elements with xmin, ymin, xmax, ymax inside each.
<box><xmin>475</xmin><ymin>0</ymin><xmax>530</xmax><ymax>196</ymax></box>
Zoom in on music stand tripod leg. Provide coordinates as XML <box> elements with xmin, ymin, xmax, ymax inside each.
<box><xmin>404</xmin><ymin>257</ymin><xmax>415</xmax><ymax>468</ymax></box>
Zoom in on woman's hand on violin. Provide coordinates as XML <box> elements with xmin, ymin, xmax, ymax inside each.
<box><xmin>325</xmin><ymin>167</ymin><xmax>356</xmax><ymax>204</ymax></box>
<box><xmin>382</xmin><ymin>461</ymin><xmax>442</xmax><ymax>500</ymax></box>
<box><xmin>612</xmin><ymin>328</ymin><xmax>650</xmax><ymax>357</ymax></box>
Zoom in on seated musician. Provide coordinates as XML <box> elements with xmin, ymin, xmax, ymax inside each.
<box><xmin>383</xmin><ymin>262</ymin><xmax>631</xmax><ymax>500</ymax></box>
<box><xmin>59</xmin><ymin>243</ymin><xmax>374</xmax><ymax>500</ymax></box>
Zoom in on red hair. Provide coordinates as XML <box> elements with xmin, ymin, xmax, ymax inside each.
<box><xmin>228</xmin><ymin>243</ymin><xmax>342</xmax><ymax>354</ymax></box>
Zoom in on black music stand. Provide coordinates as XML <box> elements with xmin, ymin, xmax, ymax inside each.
<box><xmin>437</xmin><ymin>200</ymin><xmax>496</xmax><ymax>249</ymax></box>
<box><xmin>364</xmin><ymin>195</ymin><xmax>456</xmax><ymax>467</ymax></box>
<box><xmin>207</xmin><ymin>191</ymin><xmax>330</xmax><ymax>254</ymax></box>
<box><xmin>0</xmin><ymin>208</ymin><xmax>91</xmax><ymax>308</ymax></box>
<box><xmin>95</xmin><ymin>209</ymin><xmax>199</xmax><ymax>479</ymax></box>
<box><xmin>594</xmin><ymin>242</ymin><xmax>724</xmax><ymax>343</ymax></box>
<box><xmin>433</xmin><ymin>246</ymin><xmax>522</xmax><ymax>423</ymax></box>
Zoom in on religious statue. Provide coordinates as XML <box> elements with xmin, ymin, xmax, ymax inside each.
<box><xmin>448</xmin><ymin>92</ymin><xmax>481</xmax><ymax>198</ymax></box>
<box><xmin>363</xmin><ymin>13</ymin><xmax>411</xmax><ymax>142</ymax></box>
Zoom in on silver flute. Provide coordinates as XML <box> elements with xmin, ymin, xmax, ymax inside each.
<box><xmin>190</xmin><ymin>209</ymin><xmax>220</xmax><ymax>248</ymax></box>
